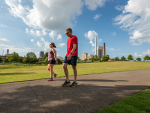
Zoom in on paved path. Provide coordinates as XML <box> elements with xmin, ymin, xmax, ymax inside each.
<box><xmin>0</xmin><ymin>69</ymin><xmax>150</xmax><ymax>113</ymax></box>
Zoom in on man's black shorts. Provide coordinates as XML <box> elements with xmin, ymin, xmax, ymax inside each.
<box><xmin>48</xmin><ymin>60</ymin><xmax>56</xmax><ymax>64</ymax></box>
<box><xmin>64</xmin><ymin>56</ymin><xmax>77</xmax><ymax>66</ymax></box>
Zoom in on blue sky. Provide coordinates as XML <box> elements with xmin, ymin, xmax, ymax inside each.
<box><xmin>0</xmin><ymin>0</ymin><xmax>150</xmax><ymax>60</ymax></box>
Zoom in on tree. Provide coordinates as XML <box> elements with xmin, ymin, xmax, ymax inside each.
<box><xmin>114</xmin><ymin>57</ymin><xmax>119</xmax><ymax>61</ymax></box>
<box><xmin>128</xmin><ymin>54</ymin><xmax>133</xmax><ymax>61</ymax></box>
<box><xmin>23</xmin><ymin>54</ymin><xmax>31</xmax><ymax>63</ymax></box>
<box><xmin>94</xmin><ymin>55</ymin><xmax>98</xmax><ymax>61</ymax></box>
<box><xmin>77</xmin><ymin>57</ymin><xmax>81</xmax><ymax>61</ymax></box>
<box><xmin>102</xmin><ymin>54</ymin><xmax>109</xmax><ymax>62</ymax></box>
<box><xmin>143</xmin><ymin>55</ymin><xmax>150</xmax><ymax>61</ymax></box>
<box><xmin>5</xmin><ymin>56</ymin><xmax>13</xmax><ymax>62</ymax></box>
<box><xmin>42</xmin><ymin>52</ymin><xmax>48</xmax><ymax>61</ymax></box>
<box><xmin>99</xmin><ymin>58</ymin><xmax>102</xmax><ymax>62</ymax></box>
<box><xmin>0</xmin><ymin>56</ymin><xmax>2</xmax><ymax>63</ymax></box>
<box><xmin>121</xmin><ymin>56</ymin><xmax>126</xmax><ymax>61</ymax></box>
<box><xmin>84</xmin><ymin>58</ymin><xmax>87</xmax><ymax>62</ymax></box>
<box><xmin>11</xmin><ymin>52</ymin><xmax>19</xmax><ymax>62</ymax></box>
<box><xmin>57</xmin><ymin>58</ymin><xmax>63</xmax><ymax>64</ymax></box>
<box><xmin>30</xmin><ymin>54</ymin><xmax>38</xmax><ymax>63</ymax></box>
<box><xmin>19</xmin><ymin>57</ymin><xmax>23</xmax><ymax>63</ymax></box>
<box><xmin>136</xmin><ymin>57</ymin><xmax>141</xmax><ymax>61</ymax></box>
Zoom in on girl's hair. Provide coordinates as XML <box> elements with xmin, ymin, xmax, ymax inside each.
<box><xmin>50</xmin><ymin>42</ymin><xmax>56</xmax><ymax>48</ymax></box>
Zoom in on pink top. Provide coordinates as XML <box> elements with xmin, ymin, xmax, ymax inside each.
<box><xmin>48</xmin><ymin>49</ymin><xmax>55</xmax><ymax>61</ymax></box>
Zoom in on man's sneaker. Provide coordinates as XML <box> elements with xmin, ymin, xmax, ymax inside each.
<box><xmin>62</xmin><ymin>80</ymin><xmax>70</xmax><ymax>87</ymax></box>
<box><xmin>54</xmin><ymin>74</ymin><xmax>57</xmax><ymax>79</ymax></box>
<box><xmin>48</xmin><ymin>78</ymin><xmax>53</xmax><ymax>81</ymax></box>
<box><xmin>70</xmin><ymin>81</ymin><xmax>77</xmax><ymax>87</ymax></box>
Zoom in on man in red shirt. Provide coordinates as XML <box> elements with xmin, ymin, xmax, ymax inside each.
<box><xmin>62</xmin><ymin>28</ymin><xmax>78</xmax><ymax>87</ymax></box>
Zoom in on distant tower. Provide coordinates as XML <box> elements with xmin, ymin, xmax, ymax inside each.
<box><xmin>7</xmin><ymin>49</ymin><xmax>9</xmax><ymax>55</ymax></box>
<box><xmin>82</xmin><ymin>53</ymin><xmax>88</xmax><ymax>60</ymax></box>
<box><xmin>103</xmin><ymin>43</ymin><xmax>106</xmax><ymax>56</ymax></box>
<box><xmin>28</xmin><ymin>52</ymin><xmax>35</xmax><ymax>57</ymax></box>
<box><xmin>98</xmin><ymin>46</ymin><xmax>103</xmax><ymax>58</ymax></box>
<box><xmin>39</xmin><ymin>51</ymin><xmax>44</xmax><ymax>58</ymax></box>
<box><xmin>95</xmin><ymin>36</ymin><xmax>97</xmax><ymax>56</ymax></box>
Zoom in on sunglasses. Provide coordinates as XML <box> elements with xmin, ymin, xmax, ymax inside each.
<box><xmin>66</xmin><ymin>32</ymin><xmax>69</xmax><ymax>35</ymax></box>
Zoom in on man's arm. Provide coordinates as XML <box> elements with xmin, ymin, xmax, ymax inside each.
<box><xmin>70</xmin><ymin>44</ymin><xmax>77</xmax><ymax>55</ymax></box>
<box><xmin>67</xmin><ymin>44</ymin><xmax>76</xmax><ymax>60</ymax></box>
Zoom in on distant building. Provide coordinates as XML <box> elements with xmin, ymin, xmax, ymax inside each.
<box><xmin>82</xmin><ymin>53</ymin><xmax>88</xmax><ymax>60</ymax></box>
<box><xmin>87</xmin><ymin>54</ymin><xmax>94</xmax><ymax>59</ymax></box>
<box><xmin>39</xmin><ymin>51</ymin><xmax>44</xmax><ymax>58</ymax></box>
<box><xmin>57</xmin><ymin>56</ymin><xmax>64</xmax><ymax>60</ymax></box>
<box><xmin>7</xmin><ymin>49</ymin><xmax>9</xmax><ymax>55</ymax></box>
<box><xmin>28</xmin><ymin>52</ymin><xmax>35</xmax><ymax>57</ymax></box>
<box><xmin>98</xmin><ymin>46</ymin><xmax>103</xmax><ymax>58</ymax></box>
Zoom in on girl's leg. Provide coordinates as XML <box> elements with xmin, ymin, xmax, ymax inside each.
<box><xmin>50</xmin><ymin>64</ymin><xmax>54</xmax><ymax>78</ymax></box>
<box><xmin>47</xmin><ymin>64</ymin><xmax>50</xmax><ymax>71</ymax></box>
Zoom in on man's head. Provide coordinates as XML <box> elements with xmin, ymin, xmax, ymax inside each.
<box><xmin>65</xmin><ymin>28</ymin><xmax>73</xmax><ymax>37</ymax></box>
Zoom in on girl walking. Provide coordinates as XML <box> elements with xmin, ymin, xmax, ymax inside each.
<box><xmin>45</xmin><ymin>42</ymin><xmax>58</xmax><ymax>81</ymax></box>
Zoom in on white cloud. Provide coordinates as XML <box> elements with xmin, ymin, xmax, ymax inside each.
<box><xmin>93</xmin><ymin>14</ymin><xmax>101</xmax><ymax>20</ymax></box>
<box><xmin>112</xmin><ymin>32</ymin><xmax>116</xmax><ymax>36</ymax></box>
<box><xmin>89</xmin><ymin>40</ymin><xmax>95</xmax><ymax>47</ymax></box>
<box><xmin>0</xmin><ymin>37</ymin><xmax>9</xmax><ymax>42</ymax></box>
<box><xmin>6</xmin><ymin>0</ymin><xmax>84</xmax><ymax>36</ymax></box>
<box><xmin>0</xmin><ymin>44</ymin><xmax>34</xmax><ymax>55</ymax></box>
<box><xmin>84</xmin><ymin>0</ymin><xmax>107</xmax><ymax>10</ymax></box>
<box><xmin>36</xmin><ymin>30</ymin><xmax>42</xmax><ymax>37</ymax></box>
<box><xmin>37</xmin><ymin>41</ymin><xmax>43</xmax><ymax>47</ymax></box>
<box><xmin>31</xmin><ymin>39</ymin><xmax>34</xmax><ymax>42</ymax></box>
<box><xmin>98</xmin><ymin>39</ymin><xmax>102</xmax><ymax>43</ymax></box>
<box><xmin>85</xmin><ymin>30</ymin><xmax>102</xmax><ymax>52</ymax></box>
<box><xmin>106</xmin><ymin>47</ymin><xmax>114</xmax><ymax>51</ymax></box>
<box><xmin>114</xmin><ymin>0</ymin><xmax>150</xmax><ymax>45</ymax></box>
<box><xmin>26</xmin><ymin>28</ymin><xmax>47</xmax><ymax>37</ymax></box>
<box><xmin>133</xmin><ymin>50</ymin><xmax>150</xmax><ymax>58</ymax></box>
<box><xmin>0</xmin><ymin>24</ymin><xmax>7</xmax><ymax>27</ymax></box>
<box><xmin>115</xmin><ymin>5</ymin><xmax>125</xmax><ymax>11</ymax></box>
<box><xmin>42</xmin><ymin>30</ymin><xmax>47</xmax><ymax>36</ymax></box>
<box><xmin>85</xmin><ymin>30</ymin><xmax>98</xmax><ymax>41</ymax></box>
<box><xmin>57</xmin><ymin>34</ymin><xmax>62</xmax><ymax>41</ymax></box>
<box><xmin>58</xmin><ymin>43</ymin><xmax>65</xmax><ymax>48</ymax></box>
<box><xmin>49</xmin><ymin>31</ymin><xmax>57</xmax><ymax>40</ymax></box>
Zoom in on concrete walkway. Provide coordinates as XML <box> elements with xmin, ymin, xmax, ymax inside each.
<box><xmin>0</xmin><ymin>69</ymin><xmax>150</xmax><ymax>113</ymax></box>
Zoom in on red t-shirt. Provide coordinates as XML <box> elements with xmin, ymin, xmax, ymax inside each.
<box><xmin>66</xmin><ymin>35</ymin><xmax>78</xmax><ymax>57</ymax></box>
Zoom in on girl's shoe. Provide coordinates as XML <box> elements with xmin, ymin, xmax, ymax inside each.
<box><xmin>54</xmin><ymin>74</ymin><xmax>57</xmax><ymax>79</ymax></box>
<box><xmin>48</xmin><ymin>78</ymin><xmax>53</xmax><ymax>81</ymax></box>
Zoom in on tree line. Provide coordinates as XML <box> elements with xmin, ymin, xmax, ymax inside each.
<box><xmin>114</xmin><ymin>54</ymin><xmax>150</xmax><ymax>61</ymax></box>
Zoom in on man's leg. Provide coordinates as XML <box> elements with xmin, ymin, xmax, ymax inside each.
<box><xmin>63</xmin><ymin>63</ymin><xmax>69</xmax><ymax>81</ymax></box>
<box><xmin>72</xmin><ymin>65</ymin><xmax>77</xmax><ymax>82</ymax></box>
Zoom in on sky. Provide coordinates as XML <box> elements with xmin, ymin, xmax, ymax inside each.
<box><xmin>0</xmin><ymin>0</ymin><xmax>150</xmax><ymax>60</ymax></box>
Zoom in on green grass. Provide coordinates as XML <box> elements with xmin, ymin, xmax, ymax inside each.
<box><xmin>98</xmin><ymin>88</ymin><xmax>150</xmax><ymax>113</ymax></box>
<box><xmin>0</xmin><ymin>61</ymin><xmax>150</xmax><ymax>83</ymax></box>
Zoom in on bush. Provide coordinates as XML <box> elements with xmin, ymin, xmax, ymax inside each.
<box><xmin>0</xmin><ymin>56</ymin><xmax>2</xmax><ymax>63</ymax></box>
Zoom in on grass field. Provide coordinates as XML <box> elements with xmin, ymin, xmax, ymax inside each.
<box><xmin>0</xmin><ymin>61</ymin><xmax>150</xmax><ymax>83</ymax></box>
<box><xmin>98</xmin><ymin>88</ymin><xmax>150</xmax><ymax>113</ymax></box>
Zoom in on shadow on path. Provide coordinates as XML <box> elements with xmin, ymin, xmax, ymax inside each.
<box><xmin>0</xmin><ymin>82</ymin><xmax>149</xmax><ymax>113</ymax></box>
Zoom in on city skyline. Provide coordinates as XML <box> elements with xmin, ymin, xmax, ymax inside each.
<box><xmin>0</xmin><ymin>0</ymin><xmax>150</xmax><ymax>60</ymax></box>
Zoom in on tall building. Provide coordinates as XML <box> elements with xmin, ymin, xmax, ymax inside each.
<box><xmin>95</xmin><ymin>36</ymin><xmax>97</xmax><ymax>56</ymax></box>
<box><xmin>87</xmin><ymin>54</ymin><xmax>94</xmax><ymax>59</ymax></box>
<box><xmin>39</xmin><ymin>51</ymin><xmax>44</xmax><ymax>58</ymax></box>
<box><xmin>82</xmin><ymin>53</ymin><xmax>88</xmax><ymax>60</ymax></box>
<box><xmin>7</xmin><ymin>49</ymin><xmax>9</xmax><ymax>55</ymax></box>
<box><xmin>103</xmin><ymin>43</ymin><xmax>106</xmax><ymax>56</ymax></box>
<box><xmin>28</xmin><ymin>52</ymin><xmax>35</xmax><ymax>57</ymax></box>
<box><xmin>98</xmin><ymin>46</ymin><xmax>103</xmax><ymax>58</ymax></box>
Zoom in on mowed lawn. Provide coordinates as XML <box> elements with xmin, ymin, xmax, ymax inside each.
<box><xmin>0</xmin><ymin>61</ymin><xmax>150</xmax><ymax>83</ymax></box>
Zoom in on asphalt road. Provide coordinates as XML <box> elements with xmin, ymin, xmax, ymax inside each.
<box><xmin>0</xmin><ymin>69</ymin><xmax>150</xmax><ymax>113</ymax></box>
